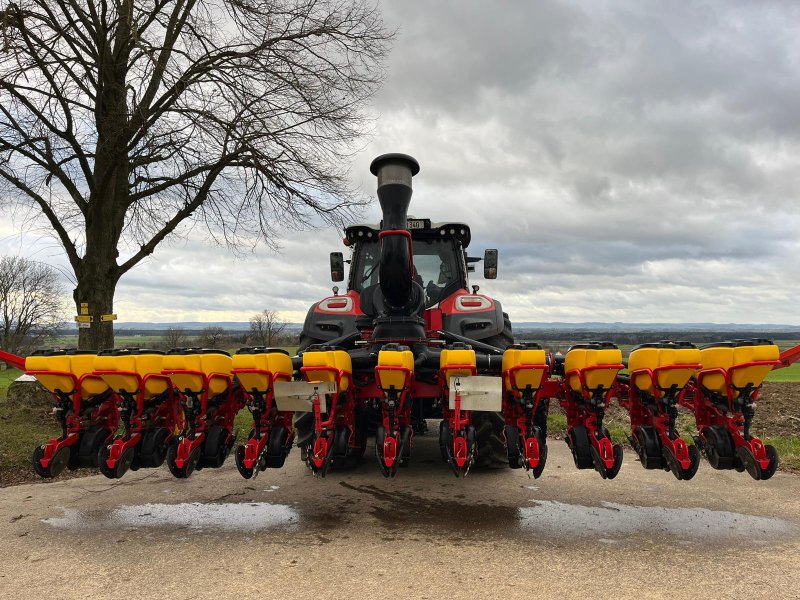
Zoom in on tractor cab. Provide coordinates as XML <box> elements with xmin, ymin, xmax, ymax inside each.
<box><xmin>300</xmin><ymin>215</ymin><xmax>508</xmax><ymax>349</ymax></box>
<box><xmin>344</xmin><ymin>220</ymin><xmax>474</xmax><ymax>308</ymax></box>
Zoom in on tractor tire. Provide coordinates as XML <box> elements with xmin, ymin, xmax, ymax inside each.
<box><xmin>471</xmin><ymin>411</ymin><xmax>509</xmax><ymax>469</ymax></box>
<box><xmin>76</xmin><ymin>426</ymin><xmax>112</xmax><ymax>468</ymax></box>
<box><xmin>471</xmin><ymin>323</ymin><xmax>511</xmax><ymax>469</ymax></box>
<box><xmin>295</xmin><ymin>335</ymin><xmax>325</xmax><ymax>461</ymax></box>
<box><xmin>482</xmin><ymin>315</ymin><xmax>514</xmax><ymax>350</ymax></box>
<box><xmin>298</xmin><ymin>335</ymin><xmax>324</xmax><ymax>352</ymax></box>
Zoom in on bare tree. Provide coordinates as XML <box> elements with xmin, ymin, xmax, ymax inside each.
<box><xmin>249</xmin><ymin>309</ymin><xmax>287</xmax><ymax>347</ymax></box>
<box><xmin>0</xmin><ymin>0</ymin><xmax>391</xmax><ymax>349</ymax></box>
<box><xmin>197</xmin><ymin>325</ymin><xmax>226</xmax><ymax>349</ymax></box>
<box><xmin>160</xmin><ymin>326</ymin><xmax>187</xmax><ymax>350</ymax></box>
<box><xmin>0</xmin><ymin>255</ymin><xmax>65</xmax><ymax>354</ymax></box>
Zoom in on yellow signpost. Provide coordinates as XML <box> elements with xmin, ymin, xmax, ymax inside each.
<box><xmin>100</xmin><ymin>314</ymin><xmax>118</xmax><ymax>322</ymax></box>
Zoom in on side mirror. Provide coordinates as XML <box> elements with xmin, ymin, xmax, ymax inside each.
<box><xmin>483</xmin><ymin>249</ymin><xmax>498</xmax><ymax>279</ymax></box>
<box><xmin>330</xmin><ymin>252</ymin><xmax>344</xmax><ymax>282</ymax></box>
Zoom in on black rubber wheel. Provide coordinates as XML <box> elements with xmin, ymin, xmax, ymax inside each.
<box><xmin>439</xmin><ymin>420</ymin><xmax>452</xmax><ymax>462</ymax></box>
<box><xmin>606</xmin><ymin>444</ymin><xmax>624</xmax><ymax>480</ymax></box>
<box><xmin>634</xmin><ymin>426</ymin><xmax>663</xmax><ymax>469</ymax></box>
<box><xmin>298</xmin><ymin>334</ymin><xmax>327</xmax><ymax>352</ymax></box>
<box><xmin>139</xmin><ymin>428</ymin><xmax>170</xmax><ymax>468</ymax></box>
<box><xmin>399</xmin><ymin>425</ymin><xmax>412</xmax><ymax>467</ymax></box>
<box><xmin>761</xmin><ymin>445</ymin><xmax>779</xmax><ymax>481</ymax></box>
<box><xmin>375</xmin><ymin>426</ymin><xmax>394</xmax><ymax>477</ymax></box>
<box><xmin>167</xmin><ymin>442</ymin><xmax>201</xmax><ymax>478</ymax></box>
<box><xmin>266</xmin><ymin>426</ymin><xmax>290</xmax><ymax>469</ymax></box>
<box><xmin>703</xmin><ymin>426</ymin><xmax>735</xmax><ymax>470</ymax></box>
<box><xmin>98</xmin><ymin>443</ymin><xmax>135</xmax><ymax>479</ymax></box>
<box><xmin>201</xmin><ymin>426</ymin><xmax>231</xmax><ymax>468</ymax></box>
<box><xmin>76</xmin><ymin>427</ymin><xmax>111</xmax><ymax>468</ymax></box>
<box><xmin>482</xmin><ymin>314</ymin><xmax>514</xmax><ymax>350</ymax></box>
<box><xmin>294</xmin><ymin>411</ymin><xmax>315</xmax><ymax>460</ymax></box>
<box><xmin>505</xmin><ymin>426</ymin><xmax>523</xmax><ymax>469</ymax></box>
<box><xmin>736</xmin><ymin>445</ymin><xmax>762</xmax><ymax>480</ymax></box>
<box><xmin>683</xmin><ymin>445</ymin><xmax>701</xmax><ymax>481</ymax></box>
<box><xmin>351</xmin><ymin>405</ymin><xmax>369</xmax><ymax>462</ymax></box>
<box><xmin>32</xmin><ymin>445</ymin><xmax>70</xmax><ymax>478</ymax></box>
<box><xmin>531</xmin><ymin>440</ymin><xmax>548</xmax><ymax>479</ymax></box>
<box><xmin>567</xmin><ymin>426</ymin><xmax>594</xmax><ymax>469</ymax></box>
<box><xmin>235</xmin><ymin>444</ymin><xmax>254</xmax><ymax>479</ymax></box>
<box><xmin>471</xmin><ymin>411</ymin><xmax>508</xmax><ymax>469</ymax></box>
<box><xmin>473</xmin><ymin>326</ymin><xmax>512</xmax><ymax>470</ymax></box>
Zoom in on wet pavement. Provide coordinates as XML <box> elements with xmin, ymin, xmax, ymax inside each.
<box><xmin>2</xmin><ymin>433</ymin><xmax>799</xmax><ymax>599</ymax></box>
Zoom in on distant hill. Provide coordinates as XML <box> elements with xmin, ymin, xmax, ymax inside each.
<box><xmin>58</xmin><ymin>321</ymin><xmax>800</xmax><ymax>334</ymax></box>
<box><xmin>513</xmin><ymin>322</ymin><xmax>800</xmax><ymax>332</ymax></box>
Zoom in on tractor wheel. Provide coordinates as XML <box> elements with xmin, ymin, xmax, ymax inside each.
<box><xmin>439</xmin><ymin>420</ymin><xmax>453</xmax><ymax>462</ymax></box>
<box><xmin>702</xmin><ymin>426</ymin><xmax>735</xmax><ymax>470</ymax></box>
<box><xmin>266</xmin><ymin>426</ymin><xmax>291</xmax><ymax>468</ymax></box>
<box><xmin>235</xmin><ymin>445</ymin><xmax>255</xmax><ymax>479</ymax></box>
<box><xmin>350</xmin><ymin>405</ymin><xmax>369</xmax><ymax>462</ymax></box>
<box><xmin>634</xmin><ymin>426</ymin><xmax>663</xmax><ymax>469</ymax></box>
<box><xmin>98</xmin><ymin>444</ymin><xmax>135</xmax><ymax>479</ymax></box>
<box><xmin>32</xmin><ymin>445</ymin><xmax>70</xmax><ymax>479</ymax></box>
<box><xmin>76</xmin><ymin>427</ymin><xmax>112</xmax><ymax>468</ymax></box>
<box><xmin>295</xmin><ymin>335</ymin><xmax>326</xmax><ymax>460</ymax></box>
<box><xmin>471</xmin><ymin>326</ymin><xmax>511</xmax><ymax>470</ymax></box>
<box><xmin>139</xmin><ymin>428</ymin><xmax>170</xmax><ymax>468</ymax></box>
<box><xmin>567</xmin><ymin>426</ymin><xmax>594</xmax><ymax>469</ymax></box>
<box><xmin>294</xmin><ymin>411</ymin><xmax>315</xmax><ymax>461</ymax></box>
<box><xmin>505</xmin><ymin>425</ymin><xmax>524</xmax><ymax>469</ymax></box>
<box><xmin>482</xmin><ymin>318</ymin><xmax>514</xmax><ymax>351</ymax></box>
<box><xmin>200</xmin><ymin>426</ymin><xmax>231</xmax><ymax>468</ymax></box>
<box><xmin>761</xmin><ymin>445</ymin><xmax>779</xmax><ymax>481</ymax></box>
<box><xmin>471</xmin><ymin>411</ymin><xmax>508</xmax><ymax>469</ymax></box>
<box><xmin>166</xmin><ymin>443</ymin><xmax>201</xmax><ymax>478</ymax></box>
<box><xmin>298</xmin><ymin>335</ymin><xmax>325</xmax><ymax>352</ymax></box>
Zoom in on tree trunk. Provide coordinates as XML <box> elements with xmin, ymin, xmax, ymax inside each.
<box><xmin>75</xmin><ymin>12</ymin><xmax>131</xmax><ymax>351</ymax></box>
<box><xmin>74</xmin><ymin>264</ymin><xmax>118</xmax><ymax>350</ymax></box>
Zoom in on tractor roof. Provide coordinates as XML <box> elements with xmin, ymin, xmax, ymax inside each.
<box><xmin>345</xmin><ymin>218</ymin><xmax>471</xmax><ymax>248</ymax></box>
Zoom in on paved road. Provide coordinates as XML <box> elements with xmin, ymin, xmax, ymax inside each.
<box><xmin>2</xmin><ymin>433</ymin><xmax>799</xmax><ymax>599</ymax></box>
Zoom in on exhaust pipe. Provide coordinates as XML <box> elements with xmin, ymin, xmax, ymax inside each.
<box><xmin>369</xmin><ymin>153</ymin><xmax>420</xmax><ymax>312</ymax></box>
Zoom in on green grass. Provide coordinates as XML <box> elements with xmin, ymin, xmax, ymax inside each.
<box><xmin>761</xmin><ymin>436</ymin><xmax>800</xmax><ymax>471</ymax></box>
<box><xmin>0</xmin><ymin>368</ymin><xmax>22</xmax><ymax>397</ymax></box>
<box><xmin>767</xmin><ymin>363</ymin><xmax>800</xmax><ymax>382</ymax></box>
<box><xmin>0</xmin><ymin>369</ymin><xmax>61</xmax><ymax>480</ymax></box>
<box><xmin>547</xmin><ymin>412</ymin><xmax>631</xmax><ymax>445</ymax></box>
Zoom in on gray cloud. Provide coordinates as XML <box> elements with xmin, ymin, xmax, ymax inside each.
<box><xmin>3</xmin><ymin>0</ymin><xmax>800</xmax><ymax>325</ymax></box>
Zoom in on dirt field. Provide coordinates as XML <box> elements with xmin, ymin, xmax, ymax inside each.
<box><xmin>757</xmin><ymin>382</ymin><xmax>800</xmax><ymax>436</ymax></box>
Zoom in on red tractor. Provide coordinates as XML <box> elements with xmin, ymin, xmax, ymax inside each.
<box><xmin>4</xmin><ymin>152</ymin><xmax>798</xmax><ymax>483</ymax></box>
<box><xmin>293</xmin><ymin>154</ymin><xmax>515</xmax><ymax>476</ymax></box>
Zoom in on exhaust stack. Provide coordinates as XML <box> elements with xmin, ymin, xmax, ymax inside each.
<box><xmin>370</xmin><ymin>153</ymin><xmax>420</xmax><ymax>313</ymax></box>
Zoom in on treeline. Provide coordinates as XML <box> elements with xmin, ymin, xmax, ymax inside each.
<box><xmin>515</xmin><ymin>330</ymin><xmax>800</xmax><ymax>346</ymax></box>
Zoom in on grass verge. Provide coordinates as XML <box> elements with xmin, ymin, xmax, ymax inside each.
<box><xmin>767</xmin><ymin>363</ymin><xmax>800</xmax><ymax>382</ymax></box>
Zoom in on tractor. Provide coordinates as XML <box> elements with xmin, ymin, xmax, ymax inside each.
<box><xmin>4</xmin><ymin>152</ymin><xmax>799</xmax><ymax>482</ymax></box>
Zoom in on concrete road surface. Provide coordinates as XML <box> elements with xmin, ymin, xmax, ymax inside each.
<box><xmin>1</xmin><ymin>433</ymin><xmax>799</xmax><ymax>599</ymax></box>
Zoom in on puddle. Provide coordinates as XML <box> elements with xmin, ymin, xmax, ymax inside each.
<box><xmin>43</xmin><ymin>502</ymin><xmax>299</xmax><ymax>532</ymax></box>
<box><xmin>519</xmin><ymin>501</ymin><xmax>795</xmax><ymax>540</ymax></box>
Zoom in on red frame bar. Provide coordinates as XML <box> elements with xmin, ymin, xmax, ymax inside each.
<box><xmin>503</xmin><ymin>363</ymin><xmax>550</xmax><ymax>469</ymax></box>
<box><xmin>26</xmin><ymin>368</ymin><xmax>120</xmax><ymax>469</ymax></box>
<box><xmin>230</xmin><ymin>367</ymin><xmax>293</xmax><ymax>470</ymax></box>
<box><xmin>778</xmin><ymin>343</ymin><xmax>800</xmax><ymax>369</ymax></box>
<box><xmin>0</xmin><ymin>349</ymin><xmax>25</xmax><ymax>370</ymax></box>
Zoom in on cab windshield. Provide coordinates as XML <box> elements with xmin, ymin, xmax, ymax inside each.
<box><xmin>352</xmin><ymin>238</ymin><xmax>462</xmax><ymax>306</ymax></box>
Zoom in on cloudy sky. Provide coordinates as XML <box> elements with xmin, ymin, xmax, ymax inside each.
<box><xmin>3</xmin><ymin>0</ymin><xmax>800</xmax><ymax>324</ymax></box>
